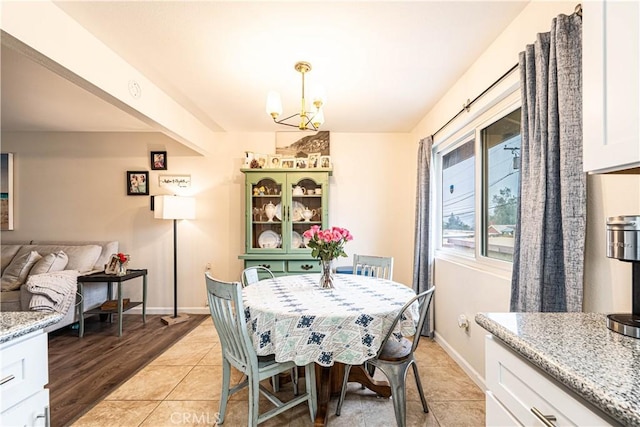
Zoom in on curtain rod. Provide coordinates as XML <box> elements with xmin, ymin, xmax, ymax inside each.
<box><xmin>430</xmin><ymin>3</ymin><xmax>581</xmax><ymax>140</ymax></box>
<box><xmin>431</xmin><ymin>62</ymin><xmax>518</xmax><ymax>139</ymax></box>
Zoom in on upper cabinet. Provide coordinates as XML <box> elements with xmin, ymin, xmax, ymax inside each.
<box><xmin>583</xmin><ymin>0</ymin><xmax>640</xmax><ymax>173</ymax></box>
<box><xmin>243</xmin><ymin>170</ymin><xmax>329</xmax><ymax>254</ymax></box>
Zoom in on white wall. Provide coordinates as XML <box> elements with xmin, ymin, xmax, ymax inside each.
<box><xmin>410</xmin><ymin>0</ymin><xmax>640</xmax><ymax>385</ymax></box>
<box><xmin>1</xmin><ymin>130</ymin><xmax>416</xmax><ymax>313</ymax></box>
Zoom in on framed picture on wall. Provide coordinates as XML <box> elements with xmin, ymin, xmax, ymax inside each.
<box><xmin>127</xmin><ymin>171</ymin><xmax>149</xmax><ymax>195</ymax></box>
<box><xmin>1</xmin><ymin>153</ymin><xmax>14</xmax><ymax>231</ymax></box>
<box><xmin>151</xmin><ymin>151</ymin><xmax>167</xmax><ymax>170</ymax></box>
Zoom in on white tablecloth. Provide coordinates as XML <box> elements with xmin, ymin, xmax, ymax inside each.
<box><xmin>242</xmin><ymin>273</ymin><xmax>418</xmax><ymax>367</ymax></box>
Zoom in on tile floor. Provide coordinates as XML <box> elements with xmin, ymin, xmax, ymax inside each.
<box><xmin>72</xmin><ymin>319</ymin><xmax>485</xmax><ymax>426</ymax></box>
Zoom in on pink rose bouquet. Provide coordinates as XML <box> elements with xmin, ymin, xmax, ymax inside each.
<box><xmin>303</xmin><ymin>225</ymin><xmax>353</xmax><ymax>261</ymax></box>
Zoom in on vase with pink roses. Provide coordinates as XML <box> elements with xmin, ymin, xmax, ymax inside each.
<box><xmin>303</xmin><ymin>225</ymin><xmax>353</xmax><ymax>289</ymax></box>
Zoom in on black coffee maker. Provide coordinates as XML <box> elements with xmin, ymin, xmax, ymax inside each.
<box><xmin>606</xmin><ymin>215</ymin><xmax>640</xmax><ymax>338</ymax></box>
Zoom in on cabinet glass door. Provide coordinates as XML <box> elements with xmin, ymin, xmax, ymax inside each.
<box><xmin>247</xmin><ymin>175</ymin><xmax>284</xmax><ymax>252</ymax></box>
<box><xmin>288</xmin><ymin>173</ymin><xmax>328</xmax><ymax>252</ymax></box>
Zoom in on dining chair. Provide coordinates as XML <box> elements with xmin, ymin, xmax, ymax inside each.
<box><xmin>205</xmin><ymin>273</ymin><xmax>317</xmax><ymax>426</ymax></box>
<box><xmin>353</xmin><ymin>254</ymin><xmax>394</xmax><ymax>280</ymax></box>
<box><xmin>241</xmin><ymin>265</ymin><xmax>275</xmax><ymax>287</ymax></box>
<box><xmin>240</xmin><ymin>265</ymin><xmax>295</xmax><ymax>393</ymax></box>
<box><xmin>335</xmin><ymin>286</ymin><xmax>435</xmax><ymax>427</ymax></box>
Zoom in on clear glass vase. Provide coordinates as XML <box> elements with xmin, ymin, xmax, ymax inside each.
<box><xmin>319</xmin><ymin>259</ymin><xmax>335</xmax><ymax>289</ymax></box>
<box><xmin>117</xmin><ymin>262</ymin><xmax>128</xmax><ymax>276</ymax></box>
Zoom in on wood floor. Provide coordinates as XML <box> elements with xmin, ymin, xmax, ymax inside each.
<box><xmin>47</xmin><ymin>313</ymin><xmax>208</xmax><ymax>427</ymax></box>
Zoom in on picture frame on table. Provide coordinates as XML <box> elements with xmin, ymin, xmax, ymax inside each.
<box><xmin>105</xmin><ymin>255</ymin><xmax>120</xmax><ymax>274</ymax></box>
<box><xmin>295</xmin><ymin>158</ymin><xmax>309</xmax><ymax>169</ymax></box>
<box><xmin>150</xmin><ymin>151</ymin><xmax>167</xmax><ymax>170</ymax></box>
<box><xmin>319</xmin><ymin>155</ymin><xmax>332</xmax><ymax>169</ymax></box>
<box><xmin>127</xmin><ymin>171</ymin><xmax>149</xmax><ymax>195</ymax></box>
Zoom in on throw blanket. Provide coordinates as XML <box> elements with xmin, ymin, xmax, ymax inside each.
<box><xmin>27</xmin><ymin>270</ymin><xmax>79</xmax><ymax>314</ymax></box>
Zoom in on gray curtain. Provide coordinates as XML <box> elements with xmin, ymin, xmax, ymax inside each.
<box><xmin>511</xmin><ymin>13</ymin><xmax>585</xmax><ymax>312</ymax></box>
<box><xmin>413</xmin><ymin>135</ymin><xmax>434</xmax><ymax>335</ymax></box>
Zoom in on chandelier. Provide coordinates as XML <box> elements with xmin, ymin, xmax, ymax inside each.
<box><xmin>266</xmin><ymin>61</ymin><xmax>325</xmax><ymax>131</ymax></box>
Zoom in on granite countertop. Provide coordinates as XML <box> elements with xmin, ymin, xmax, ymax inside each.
<box><xmin>475</xmin><ymin>312</ymin><xmax>640</xmax><ymax>427</ymax></box>
<box><xmin>0</xmin><ymin>312</ymin><xmax>62</xmax><ymax>344</ymax></box>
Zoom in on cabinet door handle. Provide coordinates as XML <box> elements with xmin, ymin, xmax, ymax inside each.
<box><xmin>36</xmin><ymin>405</ymin><xmax>50</xmax><ymax>427</ymax></box>
<box><xmin>260</xmin><ymin>264</ymin><xmax>271</xmax><ymax>269</ymax></box>
<box><xmin>0</xmin><ymin>374</ymin><xmax>15</xmax><ymax>385</ymax></box>
<box><xmin>301</xmin><ymin>264</ymin><xmax>313</xmax><ymax>270</ymax></box>
<box><xmin>531</xmin><ymin>407</ymin><xmax>557</xmax><ymax>427</ymax></box>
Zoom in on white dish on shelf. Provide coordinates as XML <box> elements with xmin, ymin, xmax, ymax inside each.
<box><xmin>258</xmin><ymin>230</ymin><xmax>281</xmax><ymax>248</ymax></box>
<box><xmin>275</xmin><ymin>202</ymin><xmax>305</xmax><ymax>222</ymax></box>
<box><xmin>292</xmin><ymin>231</ymin><xmax>303</xmax><ymax>249</ymax></box>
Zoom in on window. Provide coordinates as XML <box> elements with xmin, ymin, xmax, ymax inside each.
<box><xmin>441</xmin><ymin>139</ymin><xmax>475</xmax><ymax>256</ymax></box>
<box><xmin>436</xmin><ymin>101</ymin><xmax>521</xmax><ymax>266</ymax></box>
<box><xmin>482</xmin><ymin>108</ymin><xmax>521</xmax><ymax>262</ymax></box>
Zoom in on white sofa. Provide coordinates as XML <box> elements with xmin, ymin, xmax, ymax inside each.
<box><xmin>0</xmin><ymin>241</ymin><xmax>118</xmax><ymax>333</ymax></box>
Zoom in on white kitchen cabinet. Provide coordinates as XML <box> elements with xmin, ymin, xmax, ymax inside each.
<box><xmin>1</xmin><ymin>329</ymin><xmax>50</xmax><ymax>427</ymax></box>
<box><xmin>583</xmin><ymin>0</ymin><xmax>640</xmax><ymax>174</ymax></box>
<box><xmin>484</xmin><ymin>335</ymin><xmax>619</xmax><ymax>426</ymax></box>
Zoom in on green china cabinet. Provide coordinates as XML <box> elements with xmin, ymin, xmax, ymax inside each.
<box><xmin>239</xmin><ymin>168</ymin><xmax>332</xmax><ymax>276</ymax></box>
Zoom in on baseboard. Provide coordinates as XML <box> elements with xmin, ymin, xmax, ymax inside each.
<box><xmin>434</xmin><ymin>331</ymin><xmax>486</xmax><ymax>391</ymax></box>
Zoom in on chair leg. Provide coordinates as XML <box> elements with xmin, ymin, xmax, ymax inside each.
<box><xmin>272</xmin><ymin>374</ymin><xmax>280</xmax><ymax>392</ymax></box>
<box><xmin>218</xmin><ymin>359</ymin><xmax>232</xmax><ymax>424</ymax></box>
<box><xmin>292</xmin><ymin>367</ymin><xmax>299</xmax><ymax>396</ymax></box>
<box><xmin>305</xmin><ymin>363</ymin><xmax>317</xmax><ymax>422</ymax></box>
<box><xmin>411</xmin><ymin>362</ymin><xmax>429</xmax><ymax>413</ymax></box>
<box><xmin>248</xmin><ymin>372</ymin><xmax>261</xmax><ymax>427</ymax></box>
<box><xmin>335</xmin><ymin>364</ymin><xmax>353</xmax><ymax>416</ymax></box>
<box><xmin>376</xmin><ymin>363</ymin><xmax>409</xmax><ymax>427</ymax></box>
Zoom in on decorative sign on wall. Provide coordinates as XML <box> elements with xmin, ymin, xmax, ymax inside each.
<box><xmin>159</xmin><ymin>175</ymin><xmax>191</xmax><ymax>191</ymax></box>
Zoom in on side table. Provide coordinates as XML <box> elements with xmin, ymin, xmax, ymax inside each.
<box><xmin>76</xmin><ymin>269</ymin><xmax>147</xmax><ymax>337</ymax></box>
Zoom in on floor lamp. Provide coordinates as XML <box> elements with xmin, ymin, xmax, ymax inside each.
<box><xmin>154</xmin><ymin>195</ymin><xmax>196</xmax><ymax>325</ymax></box>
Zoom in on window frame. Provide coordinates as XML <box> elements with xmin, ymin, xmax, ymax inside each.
<box><xmin>433</xmin><ymin>80</ymin><xmax>521</xmax><ymax>278</ymax></box>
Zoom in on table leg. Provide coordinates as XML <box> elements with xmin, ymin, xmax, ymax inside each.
<box><xmin>108</xmin><ymin>281</ymin><xmax>114</xmax><ymax>324</ymax></box>
<box><xmin>77</xmin><ymin>282</ymin><xmax>84</xmax><ymax>338</ymax></box>
<box><xmin>346</xmin><ymin>366</ymin><xmax>391</xmax><ymax>398</ymax></box>
<box><xmin>142</xmin><ymin>274</ymin><xmax>147</xmax><ymax>324</ymax></box>
<box><xmin>314</xmin><ymin>364</ymin><xmax>332</xmax><ymax>427</ymax></box>
<box><xmin>117</xmin><ymin>282</ymin><xmax>123</xmax><ymax>337</ymax></box>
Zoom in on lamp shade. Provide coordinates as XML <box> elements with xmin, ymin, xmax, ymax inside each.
<box><xmin>154</xmin><ymin>195</ymin><xmax>196</xmax><ymax>220</ymax></box>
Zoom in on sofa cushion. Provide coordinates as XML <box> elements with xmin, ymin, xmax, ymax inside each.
<box><xmin>1</xmin><ymin>250</ymin><xmax>42</xmax><ymax>291</ymax></box>
<box><xmin>14</xmin><ymin>245</ymin><xmax>101</xmax><ymax>273</ymax></box>
<box><xmin>1</xmin><ymin>245</ymin><xmax>22</xmax><ymax>274</ymax></box>
<box><xmin>29</xmin><ymin>251</ymin><xmax>69</xmax><ymax>275</ymax></box>
<box><xmin>32</xmin><ymin>241</ymin><xmax>118</xmax><ymax>271</ymax></box>
<box><xmin>0</xmin><ymin>289</ymin><xmax>22</xmax><ymax>311</ymax></box>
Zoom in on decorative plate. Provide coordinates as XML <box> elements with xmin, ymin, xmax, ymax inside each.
<box><xmin>258</xmin><ymin>230</ymin><xmax>281</xmax><ymax>248</ymax></box>
<box><xmin>292</xmin><ymin>231</ymin><xmax>303</xmax><ymax>249</ymax></box>
<box><xmin>275</xmin><ymin>201</ymin><xmax>305</xmax><ymax>222</ymax></box>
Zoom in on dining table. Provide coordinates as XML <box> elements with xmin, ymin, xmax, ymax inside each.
<box><xmin>242</xmin><ymin>273</ymin><xmax>419</xmax><ymax>426</ymax></box>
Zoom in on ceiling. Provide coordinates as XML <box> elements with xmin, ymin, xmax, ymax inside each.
<box><xmin>1</xmin><ymin>1</ymin><xmax>529</xmax><ymax>134</ymax></box>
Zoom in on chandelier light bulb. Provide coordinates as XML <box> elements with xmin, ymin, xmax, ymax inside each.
<box><xmin>266</xmin><ymin>90</ymin><xmax>282</xmax><ymax>119</ymax></box>
<box><xmin>312</xmin><ymin>108</ymin><xmax>325</xmax><ymax>129</ymax></box>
